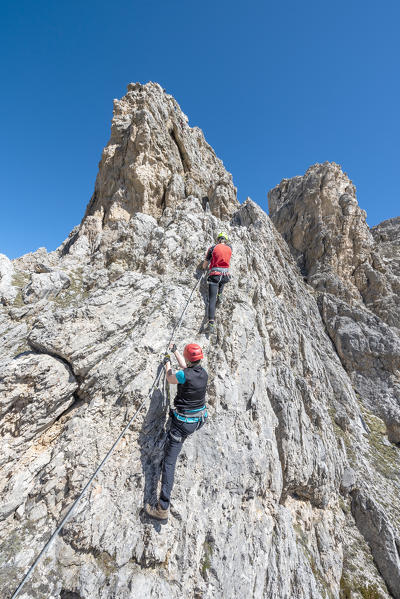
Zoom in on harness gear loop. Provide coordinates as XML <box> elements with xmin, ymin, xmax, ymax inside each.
<box><xmin>10</xmin><ymin>271</ymin><xmax>206</xmax><ymax>599</ymax></box>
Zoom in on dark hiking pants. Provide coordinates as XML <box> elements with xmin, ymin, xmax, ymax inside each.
<box><xmin>207</xmin><ymin>274</ymin><xmax>229</xmax><ymax>321</ymax></box>
<box><xmin>159</xmin><ymin>415</ymin><xmax>206</xmax><ymax>510</ymax></box>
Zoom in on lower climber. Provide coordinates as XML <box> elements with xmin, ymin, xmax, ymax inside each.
<box><xmin>202</xmin><ymin>231</ymin><xmax>232</xmax><ymax>332</ymax></box>
<box><xmin>145</xmin><ymin>343</ymin><xmax>208</xmax><ymax>521</ymax></box>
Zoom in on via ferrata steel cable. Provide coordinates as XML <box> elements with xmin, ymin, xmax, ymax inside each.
<box><xmin>10</xmin><ymin>271</ymin><xmax>205</xmax><ymax>599</ymax></box>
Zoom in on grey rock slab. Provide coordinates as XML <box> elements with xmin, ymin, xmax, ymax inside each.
<box><xmin>368</xmin><ymin>216</ymin><xmax>400</xmax><ymax>328</ymax></box>
<box><xmin>4</xmin><ymin>198</ymin><xmax>351</xmax><ymax>596</ymax></box>
<box><xmin>340</xmin><ymin>467</ymin><xmax>356</xmax><ymax>494</ymax></box>
<box><xmin>13</xmin><ymin>247</ymin><xmax>56</xmax><ymax>273</ymax></box>
<box><xmin>0</xmin><ymin>352</ymin><xmax>77</xmax><ymax>495</ymax></box>
<box><xmin>0</xmin><ymin>353</ymin><xmax>77</xmax><ymax>446</ymax></box>
<box><xmin>22</xmin><ymin>271</ymin><xmax>71</xmax><ymax>303</ymax></box>
<box><xmin>0</xmin><ymin>309</ymin><xmax>28</xmax><ymax>360</ymax></box>
<box><xmin>320</xmin><ymin>293</ymin><xmax>400</xmax><ymax>442</ymax></box>
<box><xmin>351</xmin><ymin>489</ymin><xmax>400</xmax><ymax>599</ymax></box>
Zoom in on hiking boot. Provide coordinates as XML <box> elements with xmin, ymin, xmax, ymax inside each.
<box><xmin>208</xmin><ymin>320</ymin><xmax>215</xmax><ymax>332</ymax></box>
<box><xmin>145</xmin><ymin>502</ymin><xmax>169</xmax><ymax>521</ymax></box>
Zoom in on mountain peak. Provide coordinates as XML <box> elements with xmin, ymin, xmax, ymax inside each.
<box><xmin>84</xmin><ymin>82</ymin><xmax>238</xmax><ymax>227</ymax></box>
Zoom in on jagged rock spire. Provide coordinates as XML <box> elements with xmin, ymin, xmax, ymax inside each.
<box><xmin>268</xmin><ymin>162</ymin><xmax>374</xmax><ymax>303</ymax></box>
<box><xmin>85</xmin><ymin>82</ymin><xmax>238</xmax><ymax>225</ymax></box>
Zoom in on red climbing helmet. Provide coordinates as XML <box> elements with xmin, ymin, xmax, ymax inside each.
<box><xmin>183</xmin><ymin>343</ymin><xmax>204</xmax><ymax>362</ymax></box>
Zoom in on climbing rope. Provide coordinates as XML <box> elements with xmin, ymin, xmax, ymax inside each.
<box><xmin>10</xmin><ymin>272</ymin><xmax>205</xmax><ymax>599</ymax></box>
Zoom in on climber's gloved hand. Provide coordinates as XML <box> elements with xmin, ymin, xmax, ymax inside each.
<box><xmin>169</xmin><ymin>343</ymin><xmax>177</xmax><ymax>353</ymax></box>
<box><xmin>162</xmin><ymin>353</ymin><xmax>171</xmax><ymax>365</ymax></box>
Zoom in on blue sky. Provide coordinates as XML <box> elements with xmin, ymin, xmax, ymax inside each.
<box><xmin>1</xmin><ymin>0</ymin><xmax>399</xmax><ymax>259</ymax></box>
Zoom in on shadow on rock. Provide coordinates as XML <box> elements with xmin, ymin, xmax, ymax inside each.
<box><xmin>137</xmin><ymin>367</ymin><xmax>170</xmax><ymax>530</ymax></box>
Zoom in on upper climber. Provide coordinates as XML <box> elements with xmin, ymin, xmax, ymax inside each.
<box><xmin>202</xmin><ymin>232</ymin><xmax>232</xmax><ymax>332</ymax></box>
<box><xmin>145</xmin><ymin>343</ymin><xmax>208</xmax><ymax>522</ymax></box>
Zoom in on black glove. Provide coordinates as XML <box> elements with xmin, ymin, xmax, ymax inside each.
<box><xmin>170</xmin><ymin>343</ymin><xmax>177</xmax><ymax>353</ymax></box>
<box><xmin>163</xmin><ymin>353</ymin><xmax>171</xmax><ymax>365</ymax></box>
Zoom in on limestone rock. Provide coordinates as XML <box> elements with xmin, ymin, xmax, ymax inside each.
<box><xmin>22</xmin><ymin>271</ymin><xmax>71</xmax><ymax>303</ymax></box>
<box><xmin>368</xmin><ymin>216</ymin><xmax>400</xmax><ymax>328</ymax></box>
<box><xmin>268</xmin><ymin>162</ymin><xmax>373</xmax><ymax>303</ymax></box>
<box><xmin>269</xmin><ymin>162</ymin><xmax>400</xmax><ymax>440</ymax></box>
<box><xmin>0</xmin><ymin>253</ymin><xmax>17</xmax><ymax>303</ymax></box>
<box><xmin>268</xmin><ymin>162</ymin><xmax>400</xmax><ymax>330</ymax></box>
<box><xmin>0</xmin><ymin>352</ymin><xmax>77</xmax><ymax>519</ymax></box>
<box><xmin>82</xmin><ymin>82</ymin><xmax>238</xmax><ymax>232</ymax></box>
<box><xmin>351</xmin><ymin>489</ymin><xmax>400</xmax><ymax>599</ymax></box>
<box><xmin>320</xmin><ymin>293</ymin><xmax>400</xmax><ymax>443</ymax></box>
<box><xmin>340</xmin><ymin>467</ymin><xmax>356</xmax><ymax>494</ymax></box>
<box><xmin>13</xmin><ymin>247</ymin><xmax>58</xmax><ymax>274</ymax></box>
<box><xmin>0</xmin><ymin>88</ymin><xmax>398</xmax><ymax>599</ymax></box>
<box><xmin>269</xmin><ymin>161</ymin><xmax>400</xmax><ymax>597</ymax></box>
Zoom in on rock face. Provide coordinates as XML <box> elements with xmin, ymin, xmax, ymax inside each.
<box><xmin>269</xmin><ymin>162</ymin><xmax>400</xmax><ymax>597</ymax></box>
<box><xmin>0</xmin><ymin>86</ymin><xmax>399</xmax><ymax>599</ymax></box>
<box><xmin>269</xmin><ymin>163</ymin><xmax>400</xmax><ymax>447</ymax></box>
<box><xmin>0</xmin><ymin>253</ymin><xmax>18</xmax><ymax>303</ymax></box>
<box><xmin>268</xmin><ymin>163</ymin><xmax>400</xmax><ymax>329</ymax></box>
<box><xmin>370</xmin><ymin>216</ymin><xmax>400</xmax><ymax>327</ymax></box>
<box><xmin>85</xmin><ymin>82</ymin><xmax>238</xmax><ymax>225</ymax></box>
<box><xmin>0</xmin><ymin>353</ymin><xmax>78</xmax><ymax>520</ymax></box>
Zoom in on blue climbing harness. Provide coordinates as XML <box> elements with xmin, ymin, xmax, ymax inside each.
<box><xmin>173</xmin><ymin>405</ymin><xmax>207</xmax><ymax>423</ymax></box>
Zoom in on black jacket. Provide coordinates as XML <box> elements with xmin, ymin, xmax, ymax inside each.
<box><xmin>174</xmin><ymin>365</ymin><xmax>208</xmax><ymax>412</ymax></box>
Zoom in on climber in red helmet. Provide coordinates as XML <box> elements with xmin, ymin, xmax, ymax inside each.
<box><xmin>145</xmin><ymin>342</ymin><xmax>208</xmax><ymax>522</ymax></box>
<box><xmin>202</xmin><ymin>231</ymin><xmax>232</xmax><ymax>332</ymax></box>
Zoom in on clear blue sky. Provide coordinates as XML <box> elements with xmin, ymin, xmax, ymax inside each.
<box><xmin>1</xmin><ymin>0</ymin><xmax>399</xmax><ymax>259</ymax></box>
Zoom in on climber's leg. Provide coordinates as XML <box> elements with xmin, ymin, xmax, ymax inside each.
<box><xmin>216</xmin><ymin>280</ymin><xmax>227</xmax><ymax>305</ymax></box>
<box><xmin>159</xmin><ymin>419</ymin><xmax>198</xmax><ymax>510</ymax></box>
<box><xmin>208</xmin><ymin>278</ymin><xmax>219</xmax><ymax>322</ymax></box>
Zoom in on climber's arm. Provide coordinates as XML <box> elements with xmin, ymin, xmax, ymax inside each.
<box><xmin>165</xmin><ymin>364</ymin><xmax>186</xmax><ymax>385</ymax></box>
<box><xmin>164</xmin><ymin>360</ymin><xmax>179</xmax><ymax>384</ymax></box>
<box><xmin>163</xmin><ymin>352</ymin><xmax>186</xmax><ymax>384</ymax></box>
<box><xmin>202</xmin><ymin>245</ymin><xmax>214</xmax><ymax>270</ymax></box>
<box><xmin>174</xmin><ymin>349</ymin><xmax>187</xmax><ymax>369</ymax></box>
<box><xmin>168</xmin><ymin>344</ymin><xmax>186</xmax><ymax>369</ymax></box>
